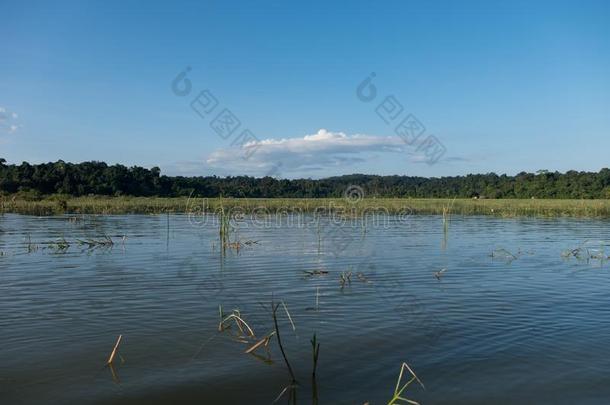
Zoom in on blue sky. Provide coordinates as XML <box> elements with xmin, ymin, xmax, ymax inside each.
<box><xmin>1</xmin><ymin>0</ymin><xmax>608</xmax><ymax>178</ymax></box>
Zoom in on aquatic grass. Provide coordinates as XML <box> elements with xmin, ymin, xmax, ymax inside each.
<box><xmin>441</xmin><ymin>197</ymin><xmax>455</xmax><ymax>249</ymax></box>
<box><xmin>388</xmin><ymin>362</ymin><xmax>425</xmax><ymax>405</ymax></box>
<box><xmin>441</xmin><ymin>197</ymin><xmax>455</xmax><ymax>231</ymax></box>
<box><xmin>213</xmin><ymin>302</ymin><xmax>421</xmax><ymax>405</ymax></box>
<box><xmin>223</xmin><ymin>239</ymin><xmax>259</xmax><ymax>251</ymax></box>
<box><xmin>356</xmin><ymin>272</ymin><xmax>371</xmax><ymax>283</ymax></box>
<box><xmin>310</xmin><ymin>333</ymin><xmax>320</xmax><ymax>377</ymax></box>
<box><xmin>218</xmin><ymin>199</ymin><xmax>231</xmax><ymax>254</ymax></box>
<box><xmin>311</xmin><ymin>333</ymin><xmax>320</xmax><ymax>405</ymax></box>
<box><xmin>268</xmin><ymin>299</ymin><xmax>301</xmax><ymax>402</ymax></box>
<box><xmin>562</xmin><ymin>240</ymin><xmax>610</xmax><ymax>262</ymax></box>
<box><xmin>28</xmin><ymin>234</ymin><xmax>116</xmax><ymax>254</ymax></box>
<box><xmin>5</xmin><ymin>195</ymin><xmax>610</xmax><ymax>218</ymax></box>
<box><xmin>76</xmin><ymin>234</ymin><xmax>114</xmax><ymax>249</ymax></box>
<box><xmin>340</xmin><ymin>271</ymin><xmax>353</xmax><ymax>288</ymax></box>
<box><xmin>282</xmin><ymin>301</ymin><xmax>296</xmax><ymax>332</ymax></box>
<box><xmin>433</xmin><ymin>268</ymin><xmax>447</xmax><ymax>280</ymax></box>
<box><xmin>491</xmin><ymin>248</ymin><xmax>519</xmax><ymax>263</ymax></box>
<box><xmin>244</xmin><ymin>330</ymin><xmax>276</xmax><ymax>354</ymax></box>
<box><xmin>218</xmin><ymin>309</ymin><xmax>256</xmax><ymax>338</ymax></box>
<box><xmin>271</xmin><ymin>300</ymin><xmax>298</xmax><ymax>402</ymax></box>
<box><xmin>216</xmin><ymin>198</ymin><xmax>261</xmax><ymax>253</ymax></box>
<box><xmin>303</xmin><ymin>269</ymin><xmax>329</xmax><ymax>278</ymax></box>
<box><xmin>317</xmin><ymin>220</ymin><xmax>322</xmax><ymax>254</ymax></box>
<box><xmin>26</xmin><ymin>234</ymin><xmax>38</xmax><ymax>253</ymax></box>
<box><xmin>48</xmin><ymin>237</ymin><xmax>70</xmax><ymax>252</ymax></box>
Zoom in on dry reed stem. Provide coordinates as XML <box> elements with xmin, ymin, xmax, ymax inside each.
<box><xmin>219</xmin><ymin>313</ymin><xmax>256</xmax><ymax>338</ymax></box>
<box><xmin>106</xmin><ymin>335</ymin><xmax>122</xmax><ymax>365</ymax></box>
<box><xmin>245</xmin><ymin>331</ymin><xmax>276</xmax><ymax>354</ymax></box>
<box><xmin>282</xmin><ymin>301</ymin><xmax>296</xmax><ymax>331</ymax></box>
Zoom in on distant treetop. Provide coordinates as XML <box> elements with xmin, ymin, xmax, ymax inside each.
<box><xmin>0</xmin><ymin>159</ymin><xmax>608</xmax><ymax>199</ymax></box>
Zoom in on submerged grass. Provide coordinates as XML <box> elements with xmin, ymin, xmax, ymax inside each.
<box><xmin>561</xmin><ymin>240</ymin><xmax>610</xmax><ymax>262</ymax></box>
<box><xmin>2</xmin><ymin>195</ymin><xmax>610</xmax><ymax>217</ymax></box>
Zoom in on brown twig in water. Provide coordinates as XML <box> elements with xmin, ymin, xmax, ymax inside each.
<box><xmin>106</xmin><ymin>335</ymin><xmax>122</xmax><ymax>365</ymax></box>
<box><xmin>245</xmin><ymin>331</ymin><xmax>276</xmax><ymax>354</ymax></box>
<box><xmin>218</xmin><ymin>310</ymin><xmax>256</xmax><ymax>338</ymax></box>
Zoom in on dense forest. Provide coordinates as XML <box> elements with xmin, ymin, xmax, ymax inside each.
<box><xmin>1</xmin><ymin>159</ymin><xmax>609</xmax><ymax>199</ymax></box>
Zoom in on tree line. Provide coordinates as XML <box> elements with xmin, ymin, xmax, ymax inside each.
<box><xmin>1</xmin><ymin>159</ymin><xmax>609</xmax><ymax>199</ymax></box>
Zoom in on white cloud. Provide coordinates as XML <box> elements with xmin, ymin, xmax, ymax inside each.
<box><xmin>165</xmin><ymin>129</ymin><xmax>465</xmax><ymax>177</ymax></box>
<box><xmin>206</xmin><ymin>129</ymin><xmax>406</xmax><ymax>176</ymax></box>
<box><xmin>0</xmin><ymin>106</ymin><xmax>21</xmax><ymax>136</ymax></box>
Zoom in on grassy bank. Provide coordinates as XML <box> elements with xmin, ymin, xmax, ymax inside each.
<box><xmin>1</xmin><ymin>195</ymin><xmax>609</xmax><ymax>218</ymax></box>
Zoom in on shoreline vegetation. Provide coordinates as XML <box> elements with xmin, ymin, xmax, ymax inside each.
<box><xmin>1</xmin><ymin>160</ymin><xmax>610</xmax><ymax>200</ymax></box>
<box><xmin>1</xmin><ymin>195</ymin><xmax>609</xmax><ymax>218</ymax></box>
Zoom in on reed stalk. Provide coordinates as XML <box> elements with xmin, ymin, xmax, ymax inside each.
<box><xmin>106</xmin><ymin>335</ymin><xmax>123</xmax><ymax>365</ymax></box>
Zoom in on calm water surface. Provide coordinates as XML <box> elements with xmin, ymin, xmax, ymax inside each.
<box><xmin>1</xmin><ymin>213</ymin><xmax>610</xmax><ymax>404</ymax></box>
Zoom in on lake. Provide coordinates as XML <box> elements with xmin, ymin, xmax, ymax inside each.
<box><xmin>1</xmin><ymin>213</ymin><xmax>610</xmax><ymax>404</ymax></box>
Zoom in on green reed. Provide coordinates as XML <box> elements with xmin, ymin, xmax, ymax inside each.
<box><xmin>388</xmin><ymin>362</ymin><xmax>425</xmax><ymax>405</ymax></box>
<box><xmin>3</xmin><ymin>195</ymin><xmax>610</xmax><ymax>218</ymax></box>
<box><xmin>218</xmin><ymin>198</ymin><xmax>231</xmax><ymax>252</ymax></box>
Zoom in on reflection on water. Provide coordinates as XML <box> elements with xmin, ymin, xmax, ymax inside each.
<box><xmin>1</xmin><ymin>213</ymin><xmax>610</xmax><ymax>404</ymax></box>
